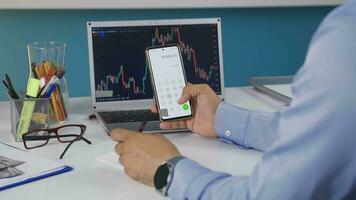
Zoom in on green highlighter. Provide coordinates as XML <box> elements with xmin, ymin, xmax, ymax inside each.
<box><xmin>16</xmin><ymin>78</ymin><xmax>41</xmax><ymax>140</ymax></box>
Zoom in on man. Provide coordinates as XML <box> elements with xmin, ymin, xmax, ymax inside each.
<box><xmin>111</xmin><ymin>1</ymin><xmax>356</xmax><ymax>199</ymax></box>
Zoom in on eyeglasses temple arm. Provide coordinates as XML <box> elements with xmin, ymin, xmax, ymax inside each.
<box><xmin>59</xmin><ymin>135</ymin><xmax>92</xmax><ymax>159</ymax></box>
<box><xmin>59</xmin><ymin>140</ymin><xmax>74</xmax><ymax>159</ymax></box>
<box><xmin>80</xmin><ymin>136</ymin><xmax>92</xmax><ymax>144</ymax></box>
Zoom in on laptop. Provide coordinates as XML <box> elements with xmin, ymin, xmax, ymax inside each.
<box><xmin>87</xmin><ymin>18</ymin><xmax>225</xmax><ymax>133</ymax></box>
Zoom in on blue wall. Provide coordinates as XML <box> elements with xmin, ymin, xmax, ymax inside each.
<box><xmin>0</xmin><ymin>7</ymin><xmax>334</xmax><ymax>100</ymax></box>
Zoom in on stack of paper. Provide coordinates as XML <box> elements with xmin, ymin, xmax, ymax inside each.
<box><xmin>0</xmin><ymin>155</ymin><xmax>25</xmax><ymax>179</ymax></box>
<box><xmin>95</xmin><ymin>152</ymin><xmax>123</xmax><ymax>170</ymax></box>
<box><xmin>0</xmin><ymin>143</ymin><xmax>72</xmax><ymax>191</ymax></box>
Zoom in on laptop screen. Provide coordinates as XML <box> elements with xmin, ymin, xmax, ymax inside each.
<box><xmin>90</xmin><ymin>20</ymin><xmax>223</xmax><ymax>103</ymax></box>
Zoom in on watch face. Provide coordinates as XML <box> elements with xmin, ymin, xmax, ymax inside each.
<box><xmin>154</xmin><ymin>164</ymin><xmax>170</xmax><ymax>190</ymax></box>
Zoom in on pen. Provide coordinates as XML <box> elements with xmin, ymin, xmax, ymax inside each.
<box><xmin>2</xmin><ymin>80</ymin><xmax>9</xmax><ymax>90</ymax></box>
<box><xmin>2</xmin><ymin>81</ymin><xmax>14</xmax><ymax>99</ymax></box>
<box><xmin>31</xmin><ymin>63</ymin><xmax>38</xmax><ymax>79</ymax></box>
<box><xmin>5</xmin><ymin>74</ymin><xmax>20</xmax><ymax>99</ymax></box>
<box><xmin>2</xmin><ymin>79</ymin><xmax>19</xmax><ymax>99</ymax></box>
<box><xmin>38</xmin><ymin>76</ymin><xmax>59</xmax><ymax>97</ymax></box>
<box><xmin>138</xmin><ymin>121</ymin><xmax>147</xmax><ymax>132</ymax></box>
<box><xmin>5</xmin><ymin>74</ymin><xmax>13</xmax><ymax>87</ymax></box>
<box><xmin>6</xmin><ymin>91</ymin><xmax>14</xmax><ymax>99</ymax></box>
<box><xmin>44</xmin><ymin>83</ymin><xmax>58</xmax><ymax>98</ymax></box>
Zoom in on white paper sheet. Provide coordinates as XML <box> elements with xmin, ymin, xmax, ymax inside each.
<box><xmin>0</xmin><ymin>143</ymin><xmax>69</xmax><ymax>187</ymax></box>
<box><xmin>95</xmin><ymin>152</ymin><xmax>123</xmax><ymax>170</ymax></box>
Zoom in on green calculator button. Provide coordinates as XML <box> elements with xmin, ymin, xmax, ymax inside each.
<box><xmin>182</xmin><ymin>104</ymin><xmax>189</xmax><ymax>110</ymax></box>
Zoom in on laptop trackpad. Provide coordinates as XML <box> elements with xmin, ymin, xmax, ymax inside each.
<box><xmin>143</xmin><ymin>121</ymin><xmax>190</xmax><ymax>133</ymax></box>
<box><xmin>143</xmin><ymin>121</ymin><xmax>161</xmax><ymax>132</ymax></box>
<box><xmin>107</xmin><ymin>122</ymin><xmax>142</xmax><ymax>132</ymax></box>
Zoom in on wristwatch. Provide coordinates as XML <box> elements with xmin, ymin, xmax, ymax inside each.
<box><xmin>153</xmin><ymin>156</ymin><xmax>185</xmax><ymax>196</ymax></box>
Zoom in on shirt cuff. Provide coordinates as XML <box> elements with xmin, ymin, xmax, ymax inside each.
<box><xmin>215</xmin><ymin>102</ymin><xmax>250</xmax><ymax>147</ymax></box>
<box><xmin>167</xmin><ymin>158</ymin><xmax>211</xmax><ymax>199</ymax></box>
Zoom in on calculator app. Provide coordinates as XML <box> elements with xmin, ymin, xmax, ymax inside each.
<box><xmin>148</xmin><ymin>46</ymin><xmax>192</xmax><ymax>120</ymax></box>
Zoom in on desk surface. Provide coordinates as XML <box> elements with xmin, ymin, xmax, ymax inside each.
<box><xmin>0</xmin><ymin>87</ymin><xmax>285</xmax><ymax>200</ymax></box>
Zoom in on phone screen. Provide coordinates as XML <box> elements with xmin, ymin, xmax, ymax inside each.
<box><xmin>147</xmin><ymin>45</ymin><xmax>192</xmax><ymax>121</ymax></box>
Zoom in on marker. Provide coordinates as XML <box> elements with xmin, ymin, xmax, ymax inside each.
<box><xmin>16</xmin><ymin>78</ymin><xmax>41</xmax><ymax>140</ymax></box>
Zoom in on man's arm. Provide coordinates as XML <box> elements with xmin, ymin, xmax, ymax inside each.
<box><xmin>215</xmin><ymin>102</ymin><xmax>280</xmax><ymax>151</ymax></box>
<box><xmin>168</xmin><ymin>4</ymin><xmax>356</xmax><ymax>199</ymax></box>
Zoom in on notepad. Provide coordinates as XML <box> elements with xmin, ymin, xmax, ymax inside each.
<box><xmin>264</xmin><ymin>84</ymin><xmax>293</xmax><ymax>99</ymax></box>
<box><xmin>0</xmin><ymin>143</ymin><xmax>72</xmax><ymax>191</ymax></box>
<box><xmin>249</xmin><ymin>76</ymin><xmax>293</xmax><ymax>105</ymax></box>
<box><xmin>95</xmin><ymin>152</ymin><xmax>123</xmax><ymax>170</ymax></box>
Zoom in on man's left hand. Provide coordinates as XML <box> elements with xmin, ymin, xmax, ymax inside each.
<box><xmin>111</xmin><ymin>128</ymin><xmax>181</xmax><ymax>186</ymax></box>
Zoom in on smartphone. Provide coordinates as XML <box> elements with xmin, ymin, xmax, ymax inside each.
<box><xmin>146</xmin><ymin>45</ymin><xmax>193</xmax><ymax>121</ymax></box>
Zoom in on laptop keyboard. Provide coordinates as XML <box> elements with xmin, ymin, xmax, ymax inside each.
<box><xmin>98</xmin><ymin>110</ymin><xmax>159</xmax><ymax>124</ymax></box>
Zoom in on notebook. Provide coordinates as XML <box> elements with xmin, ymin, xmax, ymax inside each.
<box><xmin>249</xmin><ymin>76</ymin><xmax>293</xmax><ymax>105</ymax></box>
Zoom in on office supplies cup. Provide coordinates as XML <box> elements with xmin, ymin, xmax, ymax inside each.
<box><xmin>27</xmin><ymin>42</ymin><xmax>69</xmax><ymax>122</ymax></box>
<box><xmin>10</xmin><ymin>95</ymin><xmax>51</xmax><ymax>142</ymax></box>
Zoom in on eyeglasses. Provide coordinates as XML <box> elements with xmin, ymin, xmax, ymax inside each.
<box><xmin>21</xmin><ymin>124</ymin><xmax>92</xmax><ymax>159</ymax></box>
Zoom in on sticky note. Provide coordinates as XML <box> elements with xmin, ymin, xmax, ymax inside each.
<box><xmin>32</xmin><ymin>112</ymin><xmax>48</xmax><ymax>124</ymax></box>
<box><xmin>26</xmin><ymin>78</ymin><xmax>41</xmax><ymax>97</ymax></box>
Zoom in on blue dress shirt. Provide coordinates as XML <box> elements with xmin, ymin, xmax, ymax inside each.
<box><xmin>167</xmin><ymin>1</ymin><xmax>356</xmax><ymax>199</ymax></box>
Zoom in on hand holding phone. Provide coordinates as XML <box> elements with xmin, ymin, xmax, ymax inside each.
<box><xmin>150</xmin><ymin>84</ymin><xmax>221</xmax><ymax>138</ymax></box>
<box><xmin>146</xmin><ymin>45</ymin><xmax>193</xmax><ymax>121</ymax></box>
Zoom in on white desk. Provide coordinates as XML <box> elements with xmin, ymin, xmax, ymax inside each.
<box><xmin>0</xmin><ymin>87</ymin><xmax>286</xmax><ymax>200</ymax></box>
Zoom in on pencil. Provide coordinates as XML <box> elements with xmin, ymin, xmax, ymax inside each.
<box><xmin>55</xmin><ymin>90</ymin><xmax>65</xmax><ymax>121</ymax></box>
<box><xmin>51</xmin><ymin>95</ymin><xmax>60</xmax><ymax>121</ymax></box>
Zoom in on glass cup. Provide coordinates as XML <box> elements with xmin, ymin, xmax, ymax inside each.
<box><xmin>27</xmin><ymin>42</ymin><xmax>69</xmax><ymax>123</ymax></box>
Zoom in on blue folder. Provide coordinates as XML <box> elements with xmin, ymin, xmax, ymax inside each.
<box><xmin>0</xmin><ymin>166</ymin><xmax>73</xmax><ymax>191</ymax></box>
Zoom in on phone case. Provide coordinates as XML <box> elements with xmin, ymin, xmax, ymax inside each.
<box><xmin>146</xmin><ymin>44</ymin><xmax>193</xmax><ymax>122</ymax></box>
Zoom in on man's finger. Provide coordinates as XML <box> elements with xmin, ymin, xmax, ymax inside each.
<box><xmin>160</xmin><ymin>121</ymin><xmax>187</xmax><ymax>129</ymax></box>
<box><xmin>160</xmin><ymin>122</ymin><xmax>174</xmax><ymax>129</ymax></box>
<box><xmin>115</xmin><ymin>143</ymin><xmax>125</xmax><ymax>156</ymax></box>
<box><xmin>150</xmin><ymin>99</ymin><xmax>158</xmax><ymax>113</ymax></box>
<box><xmin>110</xmin><ymin>128</ymin><xmax>139</xmax><ymax>142</ymax></box>
<box><xmin>179</xmin><ymin>120</ymin><xmax>187</xmax><ymax>128</ymax></box>
<box><xmin>178</xmin><ymin>84</ymin><xmax>206</xmax><ymax>104</ymax></box>
<box><xmin>119</xmin><ymin>155</ymin><xmax>125</xmax><ymax>166</ymax></box>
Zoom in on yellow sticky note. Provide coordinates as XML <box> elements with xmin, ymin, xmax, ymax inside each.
<box><xmin>32</xmin><ymin>112</ymin><xmax>48</xmax><ymax>124</ymax></box>
<box><xmin>26</xmin><ymin>78</ymin><xmax>41</xmax><ymax>97</ymax></box>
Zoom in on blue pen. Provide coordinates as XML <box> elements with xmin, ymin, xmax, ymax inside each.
<box><xmin>44</xmin><ymin>83</ymin><xmax>58</xmax><ymax>98</ymax></box>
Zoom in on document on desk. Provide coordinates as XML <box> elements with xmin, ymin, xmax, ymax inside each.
<box><xmin>0</xmin><ymin>155</ymin><xmax>25</xmax><ymax>178</ymax></box>
<box><xmin>249</xmin><ymin>76</ymin><xmax>293</xmax><ymax>105</ymax></box>
<box><xmin>95</xmin><ymin>152</ymin><xmax>123</xmax><ymax>170</ymax></box>
<box><xmin>0</xmin><ymin>143</ymin><xmax>73</xmax><ymax>191</ymax></box>
<box><xmin>264</xmin><ymin>84</ymin><xmax>293</xmax><ymax>99</ymax></box>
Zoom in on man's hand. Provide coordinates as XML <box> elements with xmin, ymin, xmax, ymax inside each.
<box><xmin>111</xmin><ymin>128</ymin><xmax>181</xmax><ymax>186</ymax></box>
<box><xmin>151</xmin><ymin>84</ymin><xmax>221</xmax><ymax>138</ymax></box>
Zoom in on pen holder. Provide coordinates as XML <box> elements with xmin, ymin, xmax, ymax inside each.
<box><xmin>27</xmin><ymin>41</ymin><xmax>69</xmax><ymax>122</ymax></box>
<box><xmin>10</xmin><ymin>95</ymin><xmax>51</xmax><ymax>142</ymax></box>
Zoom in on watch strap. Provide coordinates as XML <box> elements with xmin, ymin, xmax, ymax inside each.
<box><xmin>166</xmin><ymin>156</ymin><xmax>186</xmax><ymax>168</ymax></box>
<box><xmin>154</xmin><ymin>156</ymin><xmax>186</xmax><ymax>196</ymax></box>
<box><xmin>164</xmin><ymin>156</ymin><xmax>185</xmax><ymax>196</ymax></box>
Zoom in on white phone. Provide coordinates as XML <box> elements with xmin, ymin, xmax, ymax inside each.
<box><xmin>146</xmin><ymin>45</ymin><xmax>193</xmax><ymax>121</ymax></box>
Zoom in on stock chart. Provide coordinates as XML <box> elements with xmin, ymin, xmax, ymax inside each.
<box><xmin>92</xmin><ymin>24</ymin><xmax>221</xmax><ymax>102</ymax></box>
